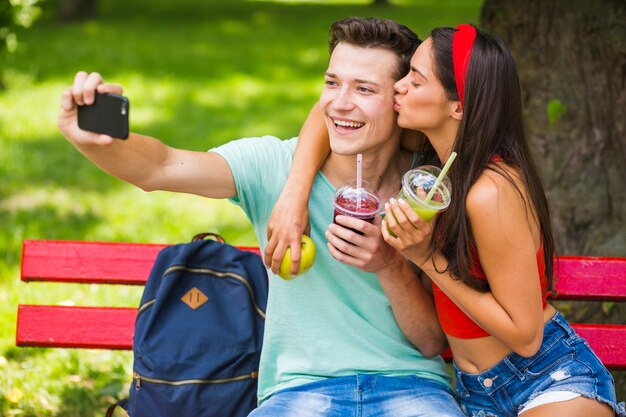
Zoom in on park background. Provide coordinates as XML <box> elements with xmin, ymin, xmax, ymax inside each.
<box><xmin>0</xmin><ymin>0</ymin><xmax>624</xmax><ymax>416</ymax></box>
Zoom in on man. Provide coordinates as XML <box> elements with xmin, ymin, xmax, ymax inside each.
<box><xmin>58</xmin><ymin>17</ymin><xmax>463</xmax><ymax>417</ymax></box>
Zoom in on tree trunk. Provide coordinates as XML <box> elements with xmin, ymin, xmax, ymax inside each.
<box><xmin>58</xmin><ymin>0</ymin><xmax>97</xmax><ymax>22</ymax></box>
<box><xmin>481</xmin><ymin>0</ymin><xmax>626</xmax><ymax>398</ymax></box>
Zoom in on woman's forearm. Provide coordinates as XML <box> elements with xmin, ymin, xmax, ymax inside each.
<box><xmin>418</xmin><ymin>252</ymin><xmax>544</xmax><ymax>357</ymax></box>
<box><xmin>286</xmin><ymin>102</ymin><xmax>330</xmax><ymax>194</ymax></box>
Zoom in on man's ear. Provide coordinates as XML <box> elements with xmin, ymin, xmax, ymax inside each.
<box><xmin>449</xmin><ymin>101</ymin><xmax>463</xmax><ymax>121</ymax></box>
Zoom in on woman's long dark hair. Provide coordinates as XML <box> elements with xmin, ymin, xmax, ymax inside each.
<box><xmin>430</xmin><ymin>26</ymin><xmax>556</xmax><ymax>293</ymax></box>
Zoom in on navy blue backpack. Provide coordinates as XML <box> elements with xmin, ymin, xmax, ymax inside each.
<box><xmin>108</xmin><ymin>233</ymin><xmax>268</xmax><ymax>417</ymax></box>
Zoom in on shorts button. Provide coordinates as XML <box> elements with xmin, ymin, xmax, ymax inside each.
<box><xmin>483</xmin><ymin>378</ymin><xmax>493</xmax><ymax>388</ymax></box>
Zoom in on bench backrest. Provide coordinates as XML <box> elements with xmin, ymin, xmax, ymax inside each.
<box><xmin>16</xmin><ymin>239</ymin><xmax>626</xmax><ymax>368</ymax></box>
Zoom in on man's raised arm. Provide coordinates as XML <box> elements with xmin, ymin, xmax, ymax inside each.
<box><xmin>57</xmin><ymin>71</ymin><xmax>236</xmax><ymax>199</ymax></box>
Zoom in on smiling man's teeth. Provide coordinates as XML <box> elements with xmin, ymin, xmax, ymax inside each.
<box><xmin>334</xmin><ymin>119</ymin><xmax>364</xmax><ymax>128</ymax></box>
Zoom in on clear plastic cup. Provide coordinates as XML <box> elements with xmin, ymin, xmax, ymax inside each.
<box><xmin>332</xmin><ymin>179</ymin><xmax>381</xmax><ymax>227</ymax></box>
<box><xmin>396</xmin><ymin>165</ymin><xmax>452</xmax><ymax>221</ymax></box>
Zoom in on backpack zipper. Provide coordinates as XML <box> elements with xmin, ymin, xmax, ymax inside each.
<box><xmin>136</xmin><ymin>299</ymin><xmax>155</xmax><ymax>317</ymax></box>
<box><xmin>136</xmin><ymin>266</ymin><xmax>265</xmax><ymax>320</ymax></box>
<box><xmin>133</xmin><ymin>371</ymin><xmax>259</xmax><ymax>390</ymax></box>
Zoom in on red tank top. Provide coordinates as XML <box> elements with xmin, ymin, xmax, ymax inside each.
<box><xmin>432</xmin><ymin>244</ymin><xmax>550</xmax><ymax>339</ymax></box>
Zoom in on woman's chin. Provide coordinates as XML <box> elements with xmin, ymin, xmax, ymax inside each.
<box><xmin>396</xmin><ymin>114</ymin><xmax>413</xmax><ymax>130</ymax></box>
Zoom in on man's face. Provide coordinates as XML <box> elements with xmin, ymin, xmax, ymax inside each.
<box><xmin>319</xmin><ymin>42</ymin><xmax>402</xmax><ymax>156</ymax></box>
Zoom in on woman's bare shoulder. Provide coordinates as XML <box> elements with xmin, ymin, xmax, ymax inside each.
<box><xmin>466</xmin><ymin>163</ymin><xmax>527</xmax><ymax>220</ymax></box>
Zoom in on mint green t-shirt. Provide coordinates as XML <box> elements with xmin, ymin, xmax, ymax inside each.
<box><xmin>211</xmin><ymin>136</ymin><xmax>450</xmax><ymax>404</ymax></box>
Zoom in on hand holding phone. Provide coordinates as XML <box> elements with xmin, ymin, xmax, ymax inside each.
<box><xmin>77</xmin><ymin>92</ymin><xmax>130</xmax><ymax>139</ymax></box>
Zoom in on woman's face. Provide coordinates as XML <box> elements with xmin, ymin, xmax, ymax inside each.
<box><xmin>393</xmin><ymin>38</ymin><xmax>454</xmax><ymax>133</ymax></box>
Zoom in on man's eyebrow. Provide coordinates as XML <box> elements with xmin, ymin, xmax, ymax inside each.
<box><xmin>411</xmin><ymin>66</ymin><xmax>427</xmax><ymax>81</ymax></box>
<box><xmin>354</xmin><ymin>78</ymin><xmax>381</xmax><ymax>87</ymax></box>
<box><xmin>325</xmin><ymin>72</ymin><xmax>381</xmax><ymax>87</ymax></box>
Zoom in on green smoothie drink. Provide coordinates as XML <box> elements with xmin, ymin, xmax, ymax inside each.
<box><xmin>397</xmin><ymin>165</ymin><xmax>452</xmax><ymax>221</ymax></box>
<box><xmin>398</xmin><ymin>188</ymin><xmax>446</xmax><ymax>221</ymax></box>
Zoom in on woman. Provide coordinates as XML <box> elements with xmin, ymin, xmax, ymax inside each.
<box><xmin>265</xmin><ymin>24</ymin><xmax>625</xmax><ymax>417</ymax></box>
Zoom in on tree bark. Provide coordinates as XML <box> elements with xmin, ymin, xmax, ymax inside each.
<box><xmin>481</xmin><ymin>0</ymin><xmax>625</xmax><ymax>257</ymax></box>
<box><xmin>481</xmin><ymin>0</ymin><xmax>626</xmax><ymax>398</ymax></box>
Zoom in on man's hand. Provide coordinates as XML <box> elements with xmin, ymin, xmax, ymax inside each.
<box><xmin>58</xmin><ymin>71</ymin><xmax>124</xmax><ymax>146</ymax></box>
<box><xmin>325</xmin><ymin>214</ymin><xmax>401</xmax><ymax>273</ymax></box>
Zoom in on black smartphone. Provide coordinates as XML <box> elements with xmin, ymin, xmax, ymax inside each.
<box><xmin>77</xmin><ymin>92</ymin><xmax>130</xmax><ymax>139</ymax></box>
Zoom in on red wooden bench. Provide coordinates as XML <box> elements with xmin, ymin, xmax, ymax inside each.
<box><xmin>16</xmin><ymin>239</ymin><xmax>626</xmax><ymax>370</ymax></box>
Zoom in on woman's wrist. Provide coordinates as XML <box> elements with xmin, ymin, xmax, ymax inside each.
<box><xmin>283</xmin><ymin>169</ymin><xmax>315</xmax><ymax>194</ymax></box>
<box><xmin>415</xmin><ymin>251</ymin><xmax>449</xmax><ymax>281</ymax></box>
<box><xmin>278</xmin><ymin>182</ymin><xmax>310</xmax><ymax>208</ymax></box>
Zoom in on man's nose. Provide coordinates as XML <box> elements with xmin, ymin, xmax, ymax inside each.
<box><xmin>332</xmin><ymin>88</ymin><xmax>355</xmax><ymax>111</ymax></box>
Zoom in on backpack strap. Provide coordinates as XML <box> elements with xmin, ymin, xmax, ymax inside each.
<box><xmin>105</xmin><ymin>398</ymin><xmax>129</xmax><ymax>417</ymax></box>
<box><xmin>192</xmin><ymin>232</ymin><xmax>225</xmax><ymax>243</ymax></box>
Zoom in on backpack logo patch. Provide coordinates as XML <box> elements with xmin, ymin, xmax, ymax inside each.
<box><xmin>181</xmin><ymin>287</ymin><xmax>208</xmax><ymax>310</ymax></box>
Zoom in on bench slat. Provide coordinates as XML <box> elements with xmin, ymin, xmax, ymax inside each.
<box><xmin>573</xmin><ymin>324</ymin><xmax>626</xmax><ymax>369</ymax></box>
<box><xmin>553</xmin><ymin>256</ymin><xmax>626</xmax><ymax>301</ymax></box>
<box><xmin>21</xmin><ymin>240</ymin><xmax>262</xmax><ymax>285</ymax></box>
<box><xmin>17</xmin><ymin>305</ymin><xmax>136</xmax><ymax>350</ymax></box>
<box><xmin>16</xmin><ymin>305</ymin><xmax>626</xmax><ymax>369</ymax></box>
<box><xmin>22</xmin><ymin>241</ymin><xmax>626</xmax><ymax>300</ymax></box>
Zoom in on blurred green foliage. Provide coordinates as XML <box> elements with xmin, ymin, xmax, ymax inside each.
<box><xmin>0</xmin><ymin>0</ymin><xmax>42</xmax><ymax>88</ymax></box>
<box><xmin>546</xmin><ymin>98</ymin><xmax>566</xmax><ymax>126</ymax></box>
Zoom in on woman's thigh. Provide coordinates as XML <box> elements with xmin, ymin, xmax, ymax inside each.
<box><xmin>519</xmin><ymin>396</ymin><xmax>614</xmax><ymax>417</ymax></box>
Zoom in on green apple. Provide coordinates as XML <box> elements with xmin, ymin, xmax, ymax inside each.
<box><xmin>278</xmin><ymin>235</ymin><xmax>316</xmax><ymax>280</ymax></box>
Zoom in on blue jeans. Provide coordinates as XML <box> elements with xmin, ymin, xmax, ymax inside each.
<box><xmin>249</xmin><ymin>374</ymin><xmax>464</xmax><ymax>417</ymax></box>
<box><xmin>454</xmin><ymin>311</ymin><xmax>626</xmax><ymax>417</ymax></box>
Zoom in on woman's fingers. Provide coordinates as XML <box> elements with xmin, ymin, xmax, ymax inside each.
<box><xmin>264</xmin><ymin>227</ymin><xmax>278</xmax><ymax>268</ymax></box>
<box><xmin>286</xmin><ymin>234</ymin><xmax>302</xmax><ymax>275</ymax></box>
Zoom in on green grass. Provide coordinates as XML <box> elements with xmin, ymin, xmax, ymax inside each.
<box><xmin>0</xmin><ymin>0</ymin><xmax>482</xmax><ymax>415</ymax></box>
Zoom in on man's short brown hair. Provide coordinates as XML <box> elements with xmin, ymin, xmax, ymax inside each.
<box><xmin>329</xmin><ymin>17</ymin><xmax>420</xmax><ymax>80</ymax></box>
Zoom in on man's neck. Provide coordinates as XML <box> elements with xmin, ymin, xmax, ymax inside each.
<box><xmin>321</xmin><ymin>147</ymin><xmax>414</xmax><ymax>202</ymax></box>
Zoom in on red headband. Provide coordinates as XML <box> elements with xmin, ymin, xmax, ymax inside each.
<box><xmin>452</xmin><ymin>24</ymin><xmax>477</xmax><ymax>106</ymax></box>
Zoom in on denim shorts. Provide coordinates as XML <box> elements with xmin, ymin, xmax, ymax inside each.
<box><xmin>454</xmin><ymin>311</ymin><xmax>626</xmax><ymax>417</ymax></box>
<box><xmin>249</xmin><ymin>374</ymin><xmax>464</xmax><ymax>417</ymax></box>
